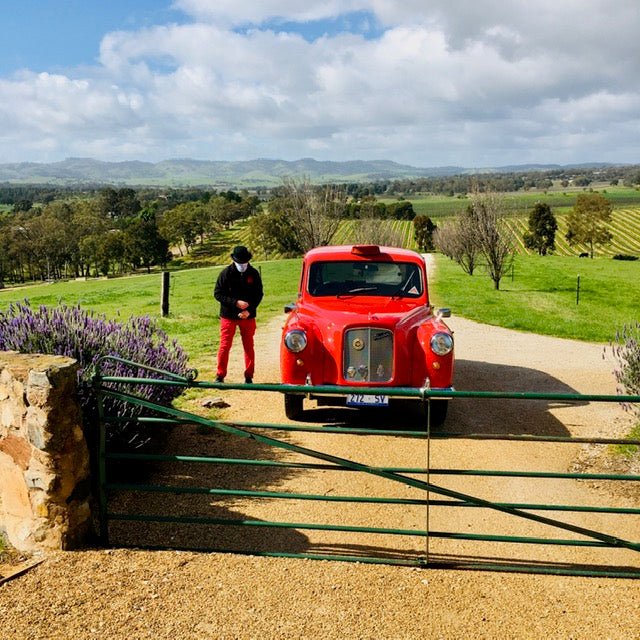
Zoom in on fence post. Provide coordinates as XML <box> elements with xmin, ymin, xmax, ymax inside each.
<box><xmin>576</xmin><ymin>274</ymin><xmax>580</xmax><ymax>305</ymax></box>
<box><xmin>161</xmin><ymin>271</ymin><xmax>170</xmax><ymax>317</ymax></box>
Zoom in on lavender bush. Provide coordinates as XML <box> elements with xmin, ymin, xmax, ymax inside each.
<box><xmin>0</xmin><ymin>300</ymin><xmax>191</xmax><ymax>450</ymax></box>
<box><xmin>609</xmin><ymin>322</ymin><xmax>640</xmax><ymax>418</ymax></box>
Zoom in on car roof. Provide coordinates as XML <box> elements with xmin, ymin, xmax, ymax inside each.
<box><xmin>304</xmin><ymin>245</ymin><xmax>424</xmax><ymax>262</ymax></box>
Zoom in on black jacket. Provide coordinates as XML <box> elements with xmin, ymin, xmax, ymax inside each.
<box><xmin>214</xmin><ymin>263</ymin><xmax>264</xmax><ymax>320</ymax></box>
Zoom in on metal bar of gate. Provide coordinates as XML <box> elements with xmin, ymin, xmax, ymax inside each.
<box><xmin>93</xmin><ymin>358</ymin><xmax>640</xmax><ymax>577</ymax></box>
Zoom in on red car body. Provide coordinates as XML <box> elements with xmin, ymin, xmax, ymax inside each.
<box><xmin>280</xmin><ymin>244</ymin><xmax>454</xmax><ymax>422</ymax></box>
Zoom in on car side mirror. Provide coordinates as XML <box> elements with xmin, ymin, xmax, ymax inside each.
<box><xmin>284</xmin><ymin>303</ymin><xmax>296</xmax><ymax>313</ymax></box>
<box><xmin>437</xmin><ymin>307</ymin><xmax>451</xmax><ymax>318</ymax></box>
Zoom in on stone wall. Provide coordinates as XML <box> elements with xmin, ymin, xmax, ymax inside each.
<box><xmin>0</xmin><ymin>352</ymin><xmax>92</xmax><ymax>552</ymax></box>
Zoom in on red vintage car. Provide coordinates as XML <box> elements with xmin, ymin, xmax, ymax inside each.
<box><xmin>280</xmin><ymin>244</ymin><xmax>454</xmax><ymax>424</ymax></box>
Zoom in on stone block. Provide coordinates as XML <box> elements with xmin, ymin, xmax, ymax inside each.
<box><xmin>1</xmin><ymin>352</ymin><xmax>91</xmax><ymax>553</ymax></box>
<box><xmin>0</xmin><ymin>433</ymin><xmax>31</xmax><ymax>469</ymax></box>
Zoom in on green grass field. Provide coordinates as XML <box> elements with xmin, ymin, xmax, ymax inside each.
<box><xmin>0</xmin><ymin>259</ymin><xmax>301</xmax><ymax>377</ymax></box>
<box><xmin>430</xmin><ymin>253</ymin><xmax>639</xmax><ymax>343</ymax></box>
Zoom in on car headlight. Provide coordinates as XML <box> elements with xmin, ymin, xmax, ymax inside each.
<box><xmin>430</xmin><ymin>332</ymin><xmax>453</xmax><ymax>356</ymax></box>
<box><xmin>284</xmin><ymin>329</ymin><xmax>308</xmax><ymax>353</ymax></box>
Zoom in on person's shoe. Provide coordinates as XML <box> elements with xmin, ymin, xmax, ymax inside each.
<box><xmin>215</xmin><ymin>375</ymin><xmax>224</xmax><ymax>383</ymax></box>
<box><xmin>244</xmin><ymin>376</ymin><xmax>253</xmax><ymax>384</ymax></box>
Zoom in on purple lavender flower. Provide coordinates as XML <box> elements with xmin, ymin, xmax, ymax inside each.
<box><xmin>0</xmin><ymin>300</ymin><xmax>190</xmax><ymax>450</ymax></box>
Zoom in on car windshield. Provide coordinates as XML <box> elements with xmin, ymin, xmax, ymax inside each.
<box><xmin>307</xmin><ymin>260</ymin><xmax>423</xmax><ymax>297</ymax></box>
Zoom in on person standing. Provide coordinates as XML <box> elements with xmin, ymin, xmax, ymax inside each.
<box><xmin>214</xmin><ymin>246</ymin><xmax>264</xmax><ymax>383</ymax></box>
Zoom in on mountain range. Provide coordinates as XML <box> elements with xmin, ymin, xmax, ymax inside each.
<box><xmin>0</xmin><ymin>157</ymin><xmax>617</xmax><ymax>187</ymax></box>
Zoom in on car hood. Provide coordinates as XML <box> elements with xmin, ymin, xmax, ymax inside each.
<box><xmin>295</xmin><ymin>297</ymin><xmax>435</xmax><ymax>332</ymax></box>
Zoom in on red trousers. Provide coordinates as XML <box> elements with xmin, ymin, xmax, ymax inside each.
<box><xmin>216</xmin><ymin>317</ymin><xmax>256</xmax><ymax>379</ymax></box>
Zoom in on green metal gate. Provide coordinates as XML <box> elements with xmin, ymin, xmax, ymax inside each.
<box><xmin>94</xmin><ymin>356</ymin><xmax>640</xmax><ymax>578</ymax></box>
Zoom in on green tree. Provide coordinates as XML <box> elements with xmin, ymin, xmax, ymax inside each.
<box><xmin>124</xmin><ymin>218</ymin><xmax>170</xmax><ymax>272</ymax></box>
<box><xmin>158</xmin><ymin>202</ymin><xmax>203</xmax><ymax>254</ymax></box>
<box><xmin>523</xmin><ymin>202</ymin><xmax>558</xmax><ymax>255</ymax></box>
<box><xmin>68</xmin><ymin>200</ymin><xmax>109</xmax><ymax>277</ymax></box>
<box><xmin>248</xmin><ymin>209</ymin><xmax>301</xmax><ymax>257</ymax></box>
<box><xmin>386</xmin><ymin>200</ymin><xmax>415</xmax><ymax>220</ymax></box>
<box><xmin>413</xmin><ymin>215</ymin><xmax>437</xmax><ymax>252</ymax></box>
<box><xmin>565</xmin><ymin>193</ymin><xmax>613</xmax><ymax>258</ymax></box>
<box><xmin>102</xmin><ymin>230</ymin><xmax>127</xmax><ymax>275</ymax></box>
<box><xmin>208</xmin><ymin>196</ymin><xmax>239</xmax><ymax>230</ymax></box>
<box><xmin>98</xmin><ymin>187</ymin><xmax>141</xmax><ymax>223</ymax></box>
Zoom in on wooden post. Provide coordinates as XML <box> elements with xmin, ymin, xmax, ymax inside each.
<box><xmin>576</xmin><ymin>274</ymin><xmax>580</xmax><ymax>306</ymax></box>
<box><xmin>161</xmin><ymin>271</ymin><xmax>170</xmax><ymax>317</ymax></box>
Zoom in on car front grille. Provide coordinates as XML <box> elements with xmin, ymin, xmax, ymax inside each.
<box><xmin>343</xmin><ymin>328</ymin><xmax>393</xmax><ymax>382</ymax></box>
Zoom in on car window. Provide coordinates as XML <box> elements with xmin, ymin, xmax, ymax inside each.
<box><xmin>308</xmin><ymin>261</ymin><xmax>423</xmax><ymax>297</ymax></box>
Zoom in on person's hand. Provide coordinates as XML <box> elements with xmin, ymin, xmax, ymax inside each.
<box><xmin>236</xmin><ymin>300</ymin><xmax>249</xmax><ymax>310</ymax></box>
<box><xmin>238</xmin><ymin>310</ymin><xmax>250</xmax><ymax>319</ymax></box>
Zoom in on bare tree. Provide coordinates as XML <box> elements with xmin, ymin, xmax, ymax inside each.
<box><xmin>467</xmin><ymin>191</ymin><xmax>514</xmax><ymax>290</ymax></box>
<box><xmin>433</xmin><ymin>218</ymin><xmax>480</xmax><ymax>276</ymax></box>
<box><xmin>279</xmin><ymin>177</ymin><xmax>345</xmax><ymax>251</ymax></box>
<box><xmin>434</xmin><ymin>191</ymin><xmax>513</xmax><ymax>288</ymax></box>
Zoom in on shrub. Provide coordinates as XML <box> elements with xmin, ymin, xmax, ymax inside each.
<box><xmin>612</xmin><ymin>254</ymin><xmax>639</xmax><ymax>261</ymax></box>
<box><xmin>0</xmin><ymin>300</ymin><xmax>191</xmax><ymax>451</ymax></box>
<box><xmin>609</xmin><ymin>322</ymin><xmax>640</xmax><ymax>419</ymax></box>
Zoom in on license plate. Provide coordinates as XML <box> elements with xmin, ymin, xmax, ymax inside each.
<box><xmin>346</xmin><ymin>394</ymin><xmax>389</xmax><ymax>407</ymax></box>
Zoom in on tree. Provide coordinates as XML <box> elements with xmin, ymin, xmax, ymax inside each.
<box><xmin>68</xmin><ymin>200</ymin><xmax>109</xmax><ymax>277</ymax></box>
<box><xmin>467</xmin><ymin>192</ymin><xmax>514</xmax><ymax>290</ymax></box>
<box><xmin>523</xmin><ymin>202</ymin><xmax>557</xmax><ymax>255</ymax></box>
<box><xmin>208</xmin><ymin>196</ymin><xmax>240</xmax><ymax>230</ymax></box>
<box><xmin>98</xmin><ymin>187</ymin><xmax>141</xmax><ymax>223</ymax></box>
<box><xmin>12</xmin><ymin>199</ymin><xmax>33</xmax><ymax>213</ymax></box>
<box><xmin>386</xmin><ymin>200</ymin><xmax>415</xmax><ymax>220</ymax></box>
<box><xmin>124</xmin><ymin>217</ymin><xmax>170</xmax><ymax>272</ymax></box>
<box><xmin>433</xmin><ymin>217</ymin><xmax>480</xmax><ymax>276</ymax></box>
<box><xmin>247</xmin><ymin>209</ymin><xmax>301</xmax><ymax>257</ymax></box>
<box><xmin>413</xmin><ymin>215</ymin><xmax>437</xmax><ymax>252</ymax></box>
<box><xmin>270</xmin><ymin>178</ymin><xmax>345</xmax><ymax>252</ymax></box>
<box><xmin>158</xmin><ymin>202</ymin><xmax>207</xmax><ymax>254</ymax></box>
<box><xmin>565</xmin><ymin>193</ymin><xmax>613</xmax><ymax>258</ymax></box>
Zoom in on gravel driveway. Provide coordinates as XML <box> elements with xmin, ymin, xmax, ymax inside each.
<box><xmin>2</xmin><ymin>296</ymin><xmax>639</xmax><ymax>639</ymax></box>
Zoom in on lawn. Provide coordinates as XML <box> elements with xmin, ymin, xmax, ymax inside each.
<box><xmin>430</xmin><ymin>253</ymin><xmax>640</xmax><ymax>343</ymax></box>
<box><xmin>0</xmin><ymin>259</ymin><xmax>301</xmax><ymax>375</ymax></box>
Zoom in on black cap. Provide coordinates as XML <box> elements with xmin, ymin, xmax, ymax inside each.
<box><xmin>231</xmin><ymin>245</ymin><xmax>252</xmax><ymax>263</ymax></box>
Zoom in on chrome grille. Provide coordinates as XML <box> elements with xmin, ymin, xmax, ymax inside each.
<box><xmin>343</xmin><ymin>328</ymin><xmax>393</xmax><ymax>382</ymax></box>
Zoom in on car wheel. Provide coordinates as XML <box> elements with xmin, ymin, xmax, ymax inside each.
<box><xmin>284</xmin><ymin>394</ymin><xmax>304</xmax><ymax>420</ymax></box>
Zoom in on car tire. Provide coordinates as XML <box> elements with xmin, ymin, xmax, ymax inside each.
<box><xmin>284</xmin><ymin>394</ymin><xmax>304</xmax><ymax>420</ymax></box>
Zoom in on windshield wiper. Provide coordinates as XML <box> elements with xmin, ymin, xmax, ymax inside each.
<box><xmin>346</xmin><ymin>286</ymin><xmax>377</xmax><ymax>293</ymax></box>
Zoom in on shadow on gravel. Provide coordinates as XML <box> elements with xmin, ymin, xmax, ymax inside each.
<box><xmin>446</xmin><ymin>359</ymin><xmax>588</xmax><ymax>436</ymax></box>
<box><xmin>283</xmin><ymin>360</ymin><xmax>584</xmax><ymax>437</ymax></box>
<box><xmin>106</xmin><ymin>422</ymin><xmax>312</xmax><ymax>554</ymax></box>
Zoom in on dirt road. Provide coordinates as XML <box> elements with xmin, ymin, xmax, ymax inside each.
<box><xmin>1</xmin><ymin>290</ymin><xmax>640</xmax><ymax>639</ymax></box>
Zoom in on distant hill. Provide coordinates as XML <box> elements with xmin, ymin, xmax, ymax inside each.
<box><xmin>0</xmin><ymin>157</ymin><xmax>620</xmax><ymax>187</ymax></box>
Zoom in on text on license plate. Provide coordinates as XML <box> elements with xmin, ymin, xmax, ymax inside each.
<box><xmin>346</xmin><ymin>394</ymin><xmax>389</xmax><ymax>407</ymax></box>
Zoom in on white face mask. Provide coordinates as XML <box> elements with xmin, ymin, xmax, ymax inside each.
<box><xmin>235</xmin><ymin>262</ymin><xmax>248</xmax><ymax>273</ymax></box>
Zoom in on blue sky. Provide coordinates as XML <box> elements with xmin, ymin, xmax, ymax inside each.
<box><xmin>1</xmin><ymin>1</ymin><xmax>639</xmax><ymax>167</ymax></box>
<box><xmin>0</xmin><ymin>2</ymin><xmax>182</xmax><ymax>74</ymax></box>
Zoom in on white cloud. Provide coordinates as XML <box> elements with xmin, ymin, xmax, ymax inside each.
<box><xmin>1</xmin><ymin>0</ymin><xmax>639</xmax><ymax>165</ymax></box>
